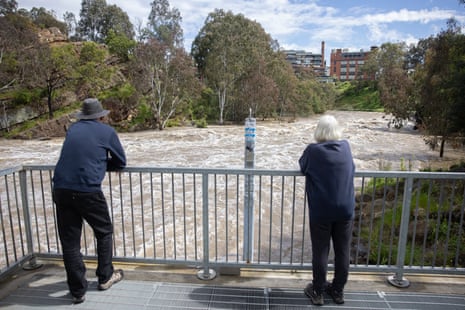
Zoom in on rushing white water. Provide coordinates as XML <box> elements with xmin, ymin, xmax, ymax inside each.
<box><xmin>0</xmin><ymin>111</ymin><xmax>460</xmax><ymax>171</ymax></box>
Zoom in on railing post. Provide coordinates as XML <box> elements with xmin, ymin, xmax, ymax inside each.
<box><xmin>19</xmin><ymin>169</ymin><xmax>42</xmax><ymax>270</ymax></box>
<box><xmin>387</xmin><ymin>175</ymin><xmax>412</xmax><ymax>288</ymax></box>
<box><xmin>197</xmin><ymin>173</ymin><xmax>216</xmax><ymax>280</ymax></box>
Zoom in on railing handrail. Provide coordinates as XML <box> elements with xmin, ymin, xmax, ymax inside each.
<box><xmin>16</xmin><ymin>164</ymin><xmax>465</xmax><ymax>178</ymax></box>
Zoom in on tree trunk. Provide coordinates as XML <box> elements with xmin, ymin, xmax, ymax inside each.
<box><xmin>47</xmin><ymin>86</ymin><xmax>54</xmax><ymax>119</ymax></box>
<box><xmin>439</xmin><ymin>137</ymin><xmax>445</xmax><ymax>158</ymax></box>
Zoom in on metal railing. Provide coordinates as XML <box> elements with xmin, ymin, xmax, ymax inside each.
<box><xmin>1</xmin><ymin>165</ymin><xmax>464</xmax><ymax>286</ymax></box>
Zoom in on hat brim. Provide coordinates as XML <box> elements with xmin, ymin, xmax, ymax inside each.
<box><xmin>74</xmin><ymin>110</ymin><xmax>110</xmax><ymax>120</ymax></box>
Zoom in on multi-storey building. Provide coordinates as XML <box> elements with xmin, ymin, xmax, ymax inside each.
<box><xmin>283</xmin><ymin>41</ymin><xmax>328</xmax><ymax>78</ymax></box>
<box><xmin>330</xmin><ymin>47</ymin><xmax>377</xmax><ymax>80</ymax></box>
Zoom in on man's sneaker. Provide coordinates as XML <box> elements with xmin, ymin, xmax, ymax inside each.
<box><xmin>72</xmin><ymin>295</ymin><xmax>85</xmax><ymax>304</ymax></box>
<box><xmin>304</xmin><ymin>283</ymin><xmax>324</xmax><ymax>306</ymax></box>
<box><xmin>326</xmin><ymin>284</ymin><xmax>344</xmax><ymax>304</ymax></box>
<box><xmin>98</xmin><ymin>269</ymin><xmax>124</xmax><ymax>291</ymax></box>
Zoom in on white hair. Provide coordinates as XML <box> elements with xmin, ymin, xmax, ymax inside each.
<box><xmin>314</xmin><ymin>115</ymin><xmax>343</xmax><ymax>142</ymax></box>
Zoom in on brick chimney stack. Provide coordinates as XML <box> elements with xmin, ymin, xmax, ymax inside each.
<box><xmin>321</xmin><ymin>41</ymin><xmax>325</xmax><ymax>68</ymax></box>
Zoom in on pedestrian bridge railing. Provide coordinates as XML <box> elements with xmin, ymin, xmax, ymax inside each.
<box><xmin>1</xmin><ymin>165</ymin><xmax>464</xmax><ymax>287</ymax></box>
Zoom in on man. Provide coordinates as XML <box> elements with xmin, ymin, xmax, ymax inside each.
<box><xmin>53</xmin><ymin>98</ymin><xmax>126</xmax><ymax>304</ymax></box>
<box><xmin>299</xmin><ymin>115</ymin><xmax>355</xmax><ymax>306</ymax></box>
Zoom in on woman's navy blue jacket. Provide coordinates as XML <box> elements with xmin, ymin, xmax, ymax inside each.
<box><xmin>53</xmin><ymin>120</ymin><xmax>126</xmax><ymax>193</ymax></box>
<box><xmin>299</xmin><ymin>139</ymin><xmax>355</xmax><ymax>222</ymax></box>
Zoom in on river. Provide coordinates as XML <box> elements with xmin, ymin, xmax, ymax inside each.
<box><xmin>0</xmin><ymin>111</ymin><xmax>462</xmax><ymax>171</ymax></box>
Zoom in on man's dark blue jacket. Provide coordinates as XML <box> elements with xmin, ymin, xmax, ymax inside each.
<box><xmin>53</xmin><ymin>120</ymin><xmax>126</xmax><ymax>193</ymax></box>
<box><xmin>299</xmin><ymin>140</ymin><xmax>355</xmax><ymax>222</ymax></box>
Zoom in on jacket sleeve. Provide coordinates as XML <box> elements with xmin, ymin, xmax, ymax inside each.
<box><xmin>299</xmin><ymin>146</ymin><xmax>310</xmax><ymax>174</ymax></box>
<box><xmin>107</xmin><ymin>131</ymin><xmax>127</xmax><ymax>171</ymax></box>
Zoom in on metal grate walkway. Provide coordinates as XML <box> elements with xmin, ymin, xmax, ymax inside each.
<box><xmin>1</xmin><ymin>273</ymin><xmax>465</xmax><ymax>309</ymax></box>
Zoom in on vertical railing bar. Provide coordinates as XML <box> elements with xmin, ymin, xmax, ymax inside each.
<box><xmin>376</xmin><ymin>178</ymin><xmax>389</xmax><ymax>266</ymax></box>
<box><xmin>18</xmin><ymin>171</ymin><xmax>29</xmax><ymax>256</ymax></box>
<box><xmin>13</xmin><ymin>173</ymin><xmax>25</xmax><ymax>256</ymax></box>
<box><xmin>421</xmin><ymin>180</ymin><xmax>433</xmax><ymax>267</ymax></box>
<box><xmin>182</xmin><ymin>173</ymin><xmax>187</xmax><ymax>260</ymax></box>
<box><xmin>150</xmin><ymin>172</ymin><xmax>156</xmax><ymax>259</ymax></box>
<box><xmin>268</xmin><ymin>175</ymin><xmax>273</xmax><ymax>263</ymax></box>
<box><xmin>118</xmin><ymin>172</ymin><xmax>126</xmax><ymax>257</ymax></box>
<box><xmin>197</xmin><ymin>172</ymin><xmax>215</xmax><ymax>280</ymax></box>
<box><xmin>289</xmin><ymin>176</ymin><xmax>296</xmax><ymax>264</ymax></box>
<box><xmin>48</xmin><ymin>170</ymin><xmax>59</xmax><ymax>253</ymax></box>
<box><xmin>300</xmin><ymin>183</ymin><xmax>307</xmax><ymax>265</ymax></box>
<box><xmin>387</xmin><ymin>175</ymin><xmax>413</xmax><ymax>288</ymax></box>
<box><xmin>160</xmin><ymin>173</ymin><xmax>166</xmax><ymax>259</ymax></box>
<box><xmin>0</xmin><ymin>178</ymin><xmax>9</xmax><ymax>267</ymax></box>
<box><xmin>388</xmin><ymin>177</ymin><xmax>401</xmax><ymax>266</ymax></box>
<box><xmin>171</xmin><ymin>172</ymin><xmax>176</xmax><ymax>260</ymax></box>
<box><xmin>454</xmin><ymin>184</ymin><xmax>465</xmax><ymax>267</ymax></box>
<box><xmin>432</xmin><ymin>180</ymin><xmax>445</xmax><ymax>267</ymax></box>
<box><xmin>108</xmin><ymin>173</ymin><xmax>116</xmax><ymax>254</ymax></box>
<box><xmin>279</xmin><ymin>176</ymin><xmax>285</xmax><ymax>264</ymax></box>
<box><xmin>257</xmin><ymin>175</ymin><xmax>262</xmax><ymax>264</ymax></box>
<box><xmin>236</xmin><ymin>174</ymin><xmax>240</xmax><ymax>262</ymax></box>
<box><xmin>5</xmin><ymin>174</ymin><xmax>18</xmax><ymax>261</ymax></box>
<box><xmin>19</xmin><ymin>169</ymin><xmax>42</xmax><ymax>270</ymax></box>
<box><xmin>193</xmin><ymin>173</ymin><xmax>198</xmax><ymax>260</ymax></box>
<box><xmin>223</xmin><ymin>174</ymin><xmax>227</xmax><ymax>262</ymax></box>
<box><xmin>409</xmin><ymin>179</ymin><xmax>421</xmax><ymax>267</ymax></box>
<box><xmin>140</xmin><ymin>172</ymin><xmax>146</xmax><ymax>258</ymax></box>
<box><xmin>29</xmin><ymin>170</ymin><xmax>40</xmax><ymax>254</ymax></box>
<box><xmin>37</xmin><ymin>171</ymin><xmax>50</xmax><ymax>253</ymax></box>
<box><xmin>366</xmin><ymin>177</ymin><xmax>377</xmax><ymax>265</ymax></box>
<box><xmin>213</xmin><ymin>174</ymin><xmax>218</xmax><ymax>261</ymax></box>
<box><xmin>355</xmin><ymin>176</ymin><xmax>366</xmax><ymax>266</ymax></box>
<box><xmin>129</xmin><ymin>172</ymin><xmax>136</xmax><ymax>257</ymax></box>
<box><xmin>443</xmin><ymin>179</ymin><xmax>455</xmax><ymax>267</ymax></box>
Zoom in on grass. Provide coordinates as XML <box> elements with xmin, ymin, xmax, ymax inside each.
<box><xmin>334</xmin><ymin>81</ymin><xmax>383</xmax><ymax>111</ymax></box>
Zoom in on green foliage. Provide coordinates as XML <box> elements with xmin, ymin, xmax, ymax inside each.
<box><xmin>165</xmin><ymin>118</ymin><xmax>180</xmax><ymax>127</ymax></box>
<box><xmin>132</xmin><ymin>101</ymin><xmax>152</xmax><ymax>125</ymax></box>
<box><xmin>192</xmin><ymin>9</ymin><xmax>289</xmax><ymax>123</ymax></box>
<box><xmin>194</xmin><ymin>118</ymin><xmax>208</xmax><ymax>128</ymax></box>
<box><xmin>11</xmin><ymin>88</ymin><xmax>42</xmax><ymax>106</ymax></box>
<box><xmin>77</xmin><ymin>0</ymin><xmax>134</xmax><ymax>43</ymax></box>
<box><xmin>146</xmin><ymin>0</ymin><xmax>183</xmax><ymax>48</ymax></box>
<box><xmin>359</xmin><ymin>176</ymin><xmax>465</xmax><ymax>267</ymax></box>
<box><xmin>101</xmin><ymin>82</ymin><xmax>135</xmax><ymax>101</ymax></box>
<box><xmin>190</xmin><ymin>87</ymin><xmax>218</xmax><ymax>122</ymax></box>
<box><xmin>79</xmin><ymin>41</ymin><xmax>106</xmax><ymax>63</ymax></box>
<box><xmin>105</xmin><ymin>30</ymin><xmax>136</xmax><ymax>61</ymax></box>
<box><xmin>28</xmin><ymin>6</ymin><xmax>67</xmax><ymax>34</ymax></box>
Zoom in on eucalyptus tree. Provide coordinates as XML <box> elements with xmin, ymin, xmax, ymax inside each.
<box><xmin>192</xmin><ymin>9</ymin><xmax>280</xmax><ymax>123</ymax></box>
<box><xmin>0</xmin><ymin>11</ymin><xmax>39</xmax><ymax>92</ymax></box>
<box><xmin>0</xmin><ymin>0</ymin><xmax>17</xmax><ymax>15</ymax></box>
<box><xmin>63</xmin><ymin>11</ymin><xmax>77</xmax><ymax>39</ymax></box>
<box><xmin>27</xmin><ymin>7</ymin><xmax>67</xmax><ymax>34</ymax></box>
<box><xmin>30</xmin><ymin>44</ymin><xmax>79</xmax><ymax>118</ymax></box>
<box><xmin>75</xmin><ymin>41</ymin><xmax>114</xmax><ymax>97</ymax></box>
<box><xmin>362</xmin><ymin>42</ymin><xmax>414</xmax><ymax>128</ymax></box>
<box><xmin>414</xmin><ymin>19</ymin><xmax>465</xmax><ymax>157</ymax></box>
<box><xmin>145</xmin><ymin>0</ymin><xmax>183</xmax><ymax>48</ymax></box>
<box><xmin>78</xmin><ymin>0</ymin><xmax>133</xmax><ymax>43</ymax></box>
<box><xmin>129</xmin><ymin>0</ymin><xmax>199</xmax><ymax>130</ymax></box>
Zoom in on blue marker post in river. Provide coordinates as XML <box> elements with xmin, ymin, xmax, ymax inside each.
<box><xmin>243</xmin><ymin>110</ymin><xmax>256</xmax><ymax>263</ymax></box>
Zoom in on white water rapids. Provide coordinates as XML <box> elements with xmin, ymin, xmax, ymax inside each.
<box><xmin>0</xmin><ymin>111</ymin><xmax>460</xmax><ymax>171</ymax></box>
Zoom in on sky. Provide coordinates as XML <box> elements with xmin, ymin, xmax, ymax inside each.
<box><xmin>17</xmin><ymin>0</ymin><xmax>465</xmax><ymax>57</ymax></box>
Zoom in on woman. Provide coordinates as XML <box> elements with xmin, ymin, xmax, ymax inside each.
<box><xmin>299</xmin><ymin>114</ymin><xmax>355</xmax><ymax>306</ymax></box>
